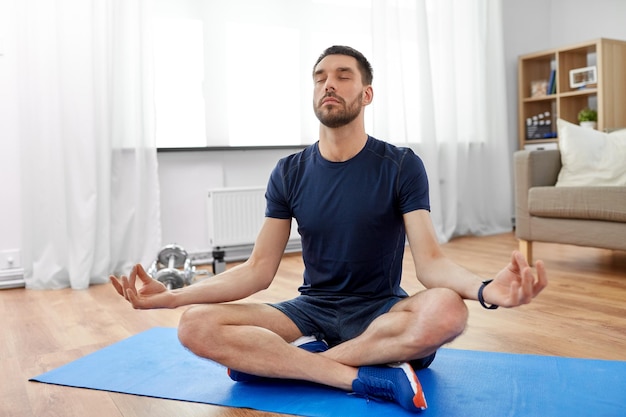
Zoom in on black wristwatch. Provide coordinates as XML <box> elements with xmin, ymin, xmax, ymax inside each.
<box><xmin>478</xmin><ymin>279</ymin><xmax>499</xmax><ymax>310</ymax></box>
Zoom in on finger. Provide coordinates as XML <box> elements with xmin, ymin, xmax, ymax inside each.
<box><xmin>109</xmin><ymin>276</ymin><xmax>124</xmax><ymax>296</ymax></box>
<box><xmin>128</xmin><ymin>265</ymin><xmax>138</xmax><ymax>291</ymax></box>
<box><xmin>533</xmin><ymin>260</ymin><xmax>548</xmax><ymax>294</ymax></box>
<box><xmin>121</xmin><ymin>276</ymin><xmax>129</xmax><ymax>300</ymax></box>
<box><xmin>121</xmin><ymin>275</ymin><xmax>135</xmax><ymax>301</ymax></box>
<box><xmin>125</xmin><ymin>285</ymin><xmax>144</xmax><ymax>309</ymax></box>
<box><xmin>503</xmin><ymin>281</ymin><xmax>524</xmax><ymax>307</ymax></box>
<box><xmin>513</xmin><ymin>250</ymin><xmax>531</xmax><ymax>272</ymax></box>
<box><xmin>135</xmin><ymin>264</ymin><xmax>154</xmax><ymax>283</ymax></box>
<box><xmin>520</xmin><ymin>266</ymin><xmax>535</xmax><ymax>304</ymax></box>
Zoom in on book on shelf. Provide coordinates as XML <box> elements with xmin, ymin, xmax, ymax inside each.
<box><xmin>547</xmin><ymin>69</ymin><xmax>556</xmax><ymax>95</ymax></box>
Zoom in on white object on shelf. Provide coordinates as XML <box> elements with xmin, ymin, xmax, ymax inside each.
<box><xmin>524</xmin><ymin>142</ymin><xmax>558</xmax><ymax>151</ymax></box>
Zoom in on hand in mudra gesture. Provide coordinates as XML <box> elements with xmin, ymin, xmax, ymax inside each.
<box><xmin>110</xmin><ymin>264</ymin><xmax>173</xmax><ymax>309</ymax></box>
<box><xmin>483</xmin><ymin>250</ymin><xmax>547</xmax><ymax>308</ymax></box>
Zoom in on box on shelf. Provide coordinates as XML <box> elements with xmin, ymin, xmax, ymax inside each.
<box><xmin>525</xmin><ymin>111</ymin><xmax>556</xmax><ymax>140</ymax></box>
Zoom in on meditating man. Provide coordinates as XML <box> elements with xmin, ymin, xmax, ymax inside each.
<box><xmin>110</xmin><ymin>45</ymin><xmax>547</xmax><ymax>412</ymax></box>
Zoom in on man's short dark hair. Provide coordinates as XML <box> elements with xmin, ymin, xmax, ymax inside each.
<box><xmin>313</xmin><ymin>45</ymin><xmax>373</xmax><ymax>86</ymax></box>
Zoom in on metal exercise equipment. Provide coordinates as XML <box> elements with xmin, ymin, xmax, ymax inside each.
<box><xmin>147</xmin><ymin>244</ymin><xmax>210</xmax><ymax>289</ymax></box>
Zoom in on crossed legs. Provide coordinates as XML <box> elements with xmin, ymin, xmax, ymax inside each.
<box><xmin>177</xmin><ymin>287</ymin><xmax>468</xmax><ymax>391</ymax></box>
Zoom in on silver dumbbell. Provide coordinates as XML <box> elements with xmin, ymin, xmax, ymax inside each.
<box><xmin>149</xmin><ymin>244</ymin><xmax>188</xmax><ymax>290</ymax></box>
<box><xmin>147</xmin><ymin>244</ymin><xmax>211</xmax><ymax>289</ymax></box>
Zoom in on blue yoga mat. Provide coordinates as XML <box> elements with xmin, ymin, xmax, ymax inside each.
<box><xmin>30</xmin><ymin>327</ymin><xmax>626</xmax><ymax>416</ymax></box>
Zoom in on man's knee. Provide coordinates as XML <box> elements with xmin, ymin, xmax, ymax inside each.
<box><xmin>406</xmin><ymin>288</ymin><xmax>468</xmax><ymax>346</ymax></box>
<box><xmin>178</xmin><ymin>305</ymin><xmax>223</xmax><ymax>359</ymax></box>
<box><xmin>427</xmin><ymin>287</ymin><xmax>468</xmax><ymax>335</ymax></box>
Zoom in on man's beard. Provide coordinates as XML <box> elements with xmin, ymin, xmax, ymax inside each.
<box><xmin>314</xmin><ymin>92</ymin><xmax>363</xmax><ymax>128</ymax></box>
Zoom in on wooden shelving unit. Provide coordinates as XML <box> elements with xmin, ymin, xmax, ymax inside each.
<box><xmin>517</xmin><ymin>38</ymin><xmax>626</xmax><ymax>150</ymax></box>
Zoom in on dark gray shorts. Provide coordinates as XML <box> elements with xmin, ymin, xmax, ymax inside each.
<box><xmin>270</xmin><ymin>294</ymin><xmax>404</xmax><ymax>348</ymax></box>
<box><xmin>270</xmin><ymin>293</ymin><xmax>437</xmax><ymax>370</ymax></box>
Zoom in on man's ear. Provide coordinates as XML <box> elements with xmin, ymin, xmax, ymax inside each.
<box><xmin>362</xmin><ymin>85</ymin><xmax>374</xmax><ymax>106</ymax></box>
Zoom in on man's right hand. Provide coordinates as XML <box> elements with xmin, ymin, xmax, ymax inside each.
<box><xmin>110</xmin><ymin>264</ymin><xmax>174</xmax><ymax>309</ymax></box>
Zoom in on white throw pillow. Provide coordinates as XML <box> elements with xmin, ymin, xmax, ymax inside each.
<box><xmin>556</xmin><ymin>119</ymin><xmax>626</xmax><ymax>187</ymax></box>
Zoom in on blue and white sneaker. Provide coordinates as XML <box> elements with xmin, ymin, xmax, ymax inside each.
<box><xmin>352</xmin><ymin>362</ymin><xmax>428</xmax><ymax>412</ymax></box>
<box><xmin>228</xmin><ymin>335</ymin><xmax>329</xmax><ymax>382</ymax></box>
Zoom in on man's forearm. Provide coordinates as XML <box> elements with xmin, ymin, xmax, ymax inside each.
<box><xmin>169</xmin><ymin>261</ymin><xmax>273</xmax><ymax>308</ymax></box>
<box><xmin>416</xmin><ymin>256</ymin><xmax>483</xmax><ymax>301</ymax></box>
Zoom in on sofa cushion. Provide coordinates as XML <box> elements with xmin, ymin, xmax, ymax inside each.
<box><xmin>528</xmin><ymin>186</ymin><xmax>626</xmax><ymax>222</ymax></box>
<box><xmin>556</xmin><ymin>119</ymin><xmax>626</xmax><ymax>187</ymax></box>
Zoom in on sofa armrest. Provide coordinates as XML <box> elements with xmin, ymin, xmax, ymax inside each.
<box><xmin>514</xmin><ymin>149</ymin><xmax>562</xmax><ymax>188</ymax></box>
<box><xmin>514</xmin><ymin>149</ymin><xmax>562</xmax><ymax>241</ymax></box>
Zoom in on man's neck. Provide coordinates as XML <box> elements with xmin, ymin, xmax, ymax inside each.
<box><xmin>318</xmin><ymin>123</ymin><xmax>368</xmax><ymax>162</ymax></box>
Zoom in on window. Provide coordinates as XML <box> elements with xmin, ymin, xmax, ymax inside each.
<box><xmin>152</xmin><ymin>17</ymin><xmax>206</xmax><ymax>148</ymax></box>
<box><xmin>151</xmin><ymin>0</ymin><xmax>371</xmax><ymax>148</ymax></box>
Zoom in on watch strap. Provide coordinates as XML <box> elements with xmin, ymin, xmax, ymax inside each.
<box><xmin>478</xmin><ymin>279</ymin><xmax>499</xmax><ymax>310</ymax></box>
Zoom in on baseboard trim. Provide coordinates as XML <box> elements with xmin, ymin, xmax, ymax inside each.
<box><xmin>0</xmin><ymin>268</ymin><xmax>25</xmax><ymax>289</ymax></box>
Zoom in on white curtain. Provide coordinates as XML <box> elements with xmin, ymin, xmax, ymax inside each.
<box><xmin>17</xmin><ymin>0</ymin><xmax>161</xmax><ymax>289</ymax></box>
<box><xmin>371</xmin><ymin>0</ymin><xmax>512</xmax><ymax>242</ymax></box>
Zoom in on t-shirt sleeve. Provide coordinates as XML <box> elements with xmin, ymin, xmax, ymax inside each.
<box><xmin>398</xmin><ymin>149</ymin><xmax>430</xmax><ymax>213</ymax></box>
<box><xmin>265</xmin><ymin>159</ymin><xmax>293</xmax><ymax>219</ymax></box>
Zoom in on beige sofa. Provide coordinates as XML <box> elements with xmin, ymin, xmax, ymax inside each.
<box><xmin>513</xmin><ymin>149</ymin><xmax>626</xmax><ymax>264</ymax></box>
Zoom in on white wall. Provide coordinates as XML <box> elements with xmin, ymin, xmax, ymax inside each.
<box><xmin>2</xmin><ymin>0</ymin><xmax>626</xmax><ymax>261</ymax></box>
<box><xmin>501</xmin><ymin>0</ymin><xmax>551</xmax><ymax>149</ymax></box>
<box><xmin>158</xmin><ymin>147</ymin><xmax>298</xmax><ymax>253</ymax></box>
<box><xmin>549</xmin><ymin>0</ymin><xmax>626</xmax><ymax>46</ymax></box>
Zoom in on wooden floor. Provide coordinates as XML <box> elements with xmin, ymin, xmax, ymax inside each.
<box><xmin>2</xmin><ymin>232</ymin><xmax>626</xmax><ymax>417</ymax></box>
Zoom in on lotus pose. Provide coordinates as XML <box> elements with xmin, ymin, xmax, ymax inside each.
<box><xmin>111</xmin><ymin>45</ymin><xmax>547</xmax><ymax>412</ymax></box>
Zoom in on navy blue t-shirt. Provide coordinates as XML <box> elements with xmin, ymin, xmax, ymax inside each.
<box><xmin>265</xmin><ymin>136</ymin><xmax>430</xmax><ymax>298</ymax></box>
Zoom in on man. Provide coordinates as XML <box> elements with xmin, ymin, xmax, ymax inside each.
<box><xmin>110</xmin><ymin>45</ymin><xmax>547</xmax><ymax>412</ymax></box>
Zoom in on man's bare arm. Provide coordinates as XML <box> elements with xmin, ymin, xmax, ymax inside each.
<box><xmin>110</xmin><ymin>217</ymin><xmax>292</xmax><ymax>309</ymax></box>
<box><xmin>403</xmin><ymin>210</ymin><xmax>547</xmax><ymax>306</ymax></box>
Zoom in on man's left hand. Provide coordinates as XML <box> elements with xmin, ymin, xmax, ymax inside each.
<box><xmin>484</xmin><ymin>251</ymin><xmax>547</xmax><ymax>308</ymax></box>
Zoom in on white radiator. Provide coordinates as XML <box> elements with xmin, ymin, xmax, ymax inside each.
<box><xmin>206</xmin><ymin>187</ymin><xmax>300</xmax><ymax>251</ymax></box>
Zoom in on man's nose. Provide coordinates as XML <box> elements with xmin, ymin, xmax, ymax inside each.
<box><xmin>324</xmin><ymin>77</ymin><xmax>336</xmax><ymax>92</ymax></box>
